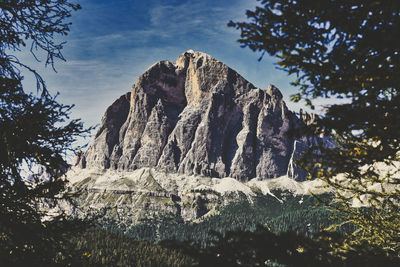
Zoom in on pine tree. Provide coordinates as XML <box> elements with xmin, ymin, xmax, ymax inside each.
<box><xmin>0</xmin><ymin>1</ymin><xmax>89</xmax><ymax>265</ymax></box>
<box><xmin>229</xmin><ymin>0</ymin><xmax>400</xmax><ymax>259</ymax></box>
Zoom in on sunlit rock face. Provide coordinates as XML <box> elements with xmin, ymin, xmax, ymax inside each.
<box><xmin>78</xmin><ymin>50</ymin><xmax>314</xmax><ymax>181</ymax></box>
<box><xmin>66</xmin><ymin>50</ymin><xmax>332</xmax><ymax>224</ymax></box>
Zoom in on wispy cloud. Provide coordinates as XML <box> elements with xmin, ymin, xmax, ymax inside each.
<box><xmin>146</xmin><ymin>0</ymin><xmax>235</xmax><ymax>41</ymax></box>
<box><xmin>19</xmin><ymin>0</ymin><xmax>300</xmax><ymax>132</ymax></box>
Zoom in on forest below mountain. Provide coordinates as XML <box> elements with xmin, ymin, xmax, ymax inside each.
<box><xmin>69</xmin><ymin>191</ymin><xmax>334</xmax><ymax>266</ymax></box>
<box><xmin>98</xmin><ymin>190</ymin><xmax>334</xmax><ymax>244</ymax></box>
<box><xmin>65</xmin><ymin>191</ymin><xmax>390</xmax><ymax>266</ymax></box>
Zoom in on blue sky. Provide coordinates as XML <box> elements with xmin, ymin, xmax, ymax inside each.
<box><xmin>20</xmin><ymin>0</ymin><xmax>306</xmax><ymax>131</ymax></box>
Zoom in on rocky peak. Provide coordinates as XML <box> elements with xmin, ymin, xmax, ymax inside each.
<box><xmin>299</xmin><ymin>108</ymin><xmax>317</xmax><ymax>126</ymax></box>
<box><xmin>78</xmin><ymin>50</ymin><xmax>309</xmax><ymax>181</ymax></box>
<box><xmin>266</xmin><ymin>84</ymin><xmax>283</xmax><ymax>100</ymax></box>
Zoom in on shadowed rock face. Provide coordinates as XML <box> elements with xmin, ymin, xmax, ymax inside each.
<box><xmin>78</xmin><ymin>50</ymin><xmax>310</xmax><ymax>181</ymax></box>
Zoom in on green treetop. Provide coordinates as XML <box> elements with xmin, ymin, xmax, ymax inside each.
<box><xmin>229</xmin><ymin>0</ymin><xmax>400</xmax><ymax>259</ymax></box>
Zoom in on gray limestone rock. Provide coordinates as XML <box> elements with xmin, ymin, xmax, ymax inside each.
<box><xmin>81</xmin><ymin>93</ymin><xmax>131</xmax><ymax>169</ymax></box>
<box><xmin>78</xmin><ymin>50</ymin><xmax>311</xmax><ymax>181</ymax></box>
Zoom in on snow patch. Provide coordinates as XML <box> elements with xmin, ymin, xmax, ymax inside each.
<box><xmin>65</xmin><ymin>167</ymin><xmax>330</xmax><ymax>197</ymax></box>
<box><xmin>213</xmin><ymin>178</ymin><xmax>254</xmax><ymax>196</ymax></box>
<box><xmin>247</xmin><ymin>176</ymin><xmax>329</xmax><ymax>196</ymax></box>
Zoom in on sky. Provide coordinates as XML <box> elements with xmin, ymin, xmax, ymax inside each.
<box><xmin>20</xmin><ymin>0</ymin><xmax>307</xmax><ymax>133</ymax></box>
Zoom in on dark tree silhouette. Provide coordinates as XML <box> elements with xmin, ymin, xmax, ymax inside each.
<box><xmin>229</xmin><ymin>0</ymin><xmax>400</xmax><ymax>259</ymax></box>
<box><xmin>163</xmin><ymin>225</ymin><xmax>400</xmax><ymax>267</ymax></box>
<box><xmin>0</xmin><ymin>1</ymin><xmax>91</xmax><ymax>265</ymax></box>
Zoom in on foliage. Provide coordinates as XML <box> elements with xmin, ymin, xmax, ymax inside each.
<box><xmin>69</xmin><ymin>226</ymin><xmax>195</xmax><ymax>267</ymax></box>
<box><xmin>57</xmin><ymin>218</ymin><xmax>400</xmax><ymax>267</ymax></box>
<box><xmin>167</xmin><ymin>225</ymin><xmax>400</xmax><ymax>267</ymax></box>
<box><xmin>229</xmin><ymin>0</ymin><xmax>400</xmax><ymax>258</ymax></box>
<box><xmin>0</xmin><ymin>0</ymin><xmax>81</xmax><ymax>86</ymax></box>
<box><xmin>97</xmin><ymin>191</ymin><xmax>335</xmax><ymax>247</ymax></box>
<box><xmin>0</xmin><ymin>1</ymin><xmax>90</xmax><ymax>265</ymax></box>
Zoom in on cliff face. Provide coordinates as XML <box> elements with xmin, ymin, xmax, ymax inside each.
<box><xmin>78</xmin><ymin>50</ymin><xmax>311</xmax><ymax>181</ymax></box>
<box><xmin>65</xmin><ymin>50</ymin><xmax>331</xmax><ymax>224</ymax></box>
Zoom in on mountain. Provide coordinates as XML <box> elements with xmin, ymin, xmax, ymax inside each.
<box><xmin>66</xmin><ymin>50</ymin><xmax>327</xmax><ymax>224</ymax></box>
<box><xmin>76</xmin><ymin>50</ymin><xmax>317</xmax><ymax>180</ymax></box>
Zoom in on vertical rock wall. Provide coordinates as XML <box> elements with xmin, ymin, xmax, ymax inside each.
<box><xmin>79</xmin><ymin>50</ymin><xmax>313</xmax><ymax>181</ymax></box>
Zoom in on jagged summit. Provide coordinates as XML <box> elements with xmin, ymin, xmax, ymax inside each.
<box><xmin>66</xmin><ymin>50</ymin><xmax>328</xmax><ymax>223</ymax></box>
<box><xmin>77</xmin><ymin>50</ymin><xmax>314</xmax><ymax>181</ymax></box>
